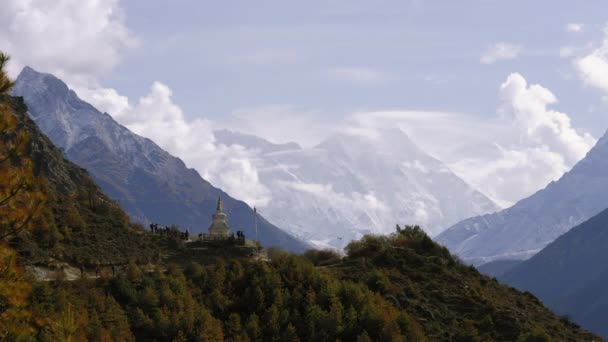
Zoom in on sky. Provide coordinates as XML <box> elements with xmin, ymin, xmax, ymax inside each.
<box><xmin>2</xmin><ymin>0</ymin><xmax>608</xmax><ymax>207</ymax></box>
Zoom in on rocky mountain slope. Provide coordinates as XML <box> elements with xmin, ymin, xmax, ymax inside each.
<box><xmin>437</xmin><ymin>129</ymin><xmax>608</xmax><ymax>264</ymax></box>
<box><xmin>215</xmin><ymin>129</ymin><xmax>499</xmax><ymax>248</ymax></box>
<box><xmin>500</xmin><ymin>208</ymin><xmax>608</xmax><ymax>337</ymax></box>
<box><xmin>12</xmin><ymin>67</ymin><xmax>308</xmax><ymax>252</ymax></box>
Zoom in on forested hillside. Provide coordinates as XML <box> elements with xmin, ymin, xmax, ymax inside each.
<box><xmin>0</xmin><ymin>94</ymin><xmax>162</xmax><ymax>268</ymax></box>
<box><xmin>19</xmin><ymin>227</ymin><xmax>601</xmax><ymax>341</ymax></box>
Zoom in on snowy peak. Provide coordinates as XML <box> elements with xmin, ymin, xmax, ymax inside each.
<box><xmin>214</xmin><ymin>129</ymin><xmax>301</xmax><ymax>154</ymax></box>
<box><xmin>228</xmin><ymin>127</ymin><xmax>499</xmax><ymax>248</ymax></box>
<box><xmin>319</xmin><ymin>128</ymin><xmax>414</xmax><ymax>153</ymax></box>
<box><xmin>318</xmin><ymin>128</ymin><xmax>446</xmax><ymax>170</ymax></box>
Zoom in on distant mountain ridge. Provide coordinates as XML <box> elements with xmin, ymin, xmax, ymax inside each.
<box><xmin>215</xmin><ymin>128</ymin><xmax>499</xmax><ymax>248</ymax></box>
<box><xmin>437</xmin><ymin>129</ymin><xmax>608</xmax><ymax>265</ymax></box>
<box><xmin>13</xmin><ymin>66</ymin><xmax>309</xmax><ymax>252</ymax></box>
<box><xmin>500</xmin><ymin>208</ymin><xmax>608</xmax><ymax>338</ymax></box>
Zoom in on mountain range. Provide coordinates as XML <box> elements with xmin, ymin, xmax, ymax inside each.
<box><xmin>215</xmin><ymin>128</ymin><xmax>499</xmax><ymax>248</ymax></box>
<box><xmin>437</xmin><ymin>129</ymin><xmax>608</xmax><ymax>264</ymax></box>
<box><xmin>12</xmin><ymin>67</ymin><xmax>309</xmax><ymax>252</ymax></box>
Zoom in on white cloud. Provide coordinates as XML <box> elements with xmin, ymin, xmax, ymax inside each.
<box><xmin>566</xmin><ymin>23</ymin><xmax>584</xmax><ymax>33</ymax></box>
<box><xmin>480</xmin><ymin>43</ymin><xmax>523</xmax><ymax>64</ymax></box>
<box><xmin>463</xmin><ymin>73</ymin><xmax>594</xmax><ymax>205</ymax></box>
<box><xmin>76</xmin><ymin>86</ymin><xmax>131</xmax><ymax>117</ymax></box>
<box><xmin>0</xmin><ymin>0</ymin><xmax>275</xmax><ymax>208</ymax></box>
<box><xmin>111</xmin><ymin>73</ymin><xmax>594</xmax><ymax>209</ymax></box>
<box><xmin>576</xmin><ymin>26</ymin><xmax>608</xmax><ymax>95</ymax></box>
<box><xmin>327</xmin><ymin>66</ymin><xmax>389</xmax><ymax>85</ymax></box>
<box><xmin>0</xmin><ymin>0</ymin><xmax>139</xmax><ymax>122</ymax></box>
<box><xmin>108</xmin><ymin>82</ymin><xmax>272</xmax><ymax>207</ymax></box>
<box><xmin>0</xmin><ymin>0</ymin><xmax>136</xmax><ymax>83</ymax></box>
<box><xmin>451</xmin><ymin>146</ymin><xmax>567</xmax><ymax>207</ymax></box>
<box><xmin>342</xmin><ymin>74</ymin><xmax>595</xmax><ymax>206</ymax></box>
<box><xmin>499</xmin><ymin>73</ymin><xmax>595</xmax><ymax>164</ymax></box>
<box><xmin>219</xmin><ymin>105</ymin><xmax>336</xmax><ymax>148</ymax></box>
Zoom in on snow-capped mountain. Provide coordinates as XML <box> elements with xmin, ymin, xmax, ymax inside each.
<box><xmin>12</xmin><ymin>66</ymin><xmax>309</xmax><ymax>252</ymax></box>
<box><xmin>437</xmin><ymin>129</ymin><xmax>608</xmax><ymax>265</ymax></box>
<box><xmin>215</xmin><ymin>128</ymin><xmax>499</xmax><ymax>248</ymax></box>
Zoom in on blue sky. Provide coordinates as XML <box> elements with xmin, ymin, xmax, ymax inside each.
<box><xmin>3</xmin><ymin>0</ymin><xmax>608</xmax><ymax>206</ymax></box>
<box><xmin>101</xmin><ymin>0</ymin><xmax>608</xmax><ymax>134</ymax></box>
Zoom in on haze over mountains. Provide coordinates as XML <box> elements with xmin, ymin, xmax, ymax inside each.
<box><xmin>11</xmin><ymin>66</ymin><xmax>503</xmax><ymax>251</ymax></box>
<box><xmin>438</xmin><ymin>128</ymin><xmax>608</xmax><ymax>264</ymax></box>
<box><xmin>12</xmin><ymin>66</ymin><xmax>309</xmax><ymax>252</ymax></box>
<box><xmin>215</xmin><ymin>128</ymin><xmax>499</xmax><ymax>248</ymax></box>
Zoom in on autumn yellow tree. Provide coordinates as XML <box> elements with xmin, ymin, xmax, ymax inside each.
<box><xmin>0</xmin><ymin>52</ymin><xmax>42</xmax><ymax>340</ymax></box>
<box><xmin>0</xmin><ymin>103</ymin><xmax>44</xmax><ymax>241</ymax></box>
<box><xmin>0</xmin><ymin>53</ymin><xmax>15</xmax><ymax>94</ymax></box>
<box><xmin>0</xmin><ymin>246</ymin><xmax>34</xmax><ymax>339</ymax></box>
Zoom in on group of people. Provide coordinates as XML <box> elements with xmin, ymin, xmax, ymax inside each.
<box><xmin>148</xmin><ymin>223</ymin><xmax>247</xmax><ymax>243</ymax></box>
<box><xmin>149</xmin><ymin>223</ymin><xmax>190</xmax><ymax>240</ymax></box>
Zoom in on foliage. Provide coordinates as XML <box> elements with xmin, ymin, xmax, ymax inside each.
<box><xmin>18</xmin><ymin>227</ymin><xmax>600</xmax><ymax>341</ymax></box>
<box><xmin>0</xmin><ymin>246</ymin><xmax>34</xmax><ymax>340</ymax></box>
<box><xmin>0</xmin><ymin>58</ymin><xmax>40</xmax><ymax>340</ymax></box>
<box><xmin>0</xmin><ymin>52</ymin><xmax>14</xmax><ymax>94</ymax></box>
<box><xmin>0</xmin><ymin>92</ymin><xmax>44</xmax><ymax>242</ymax></box>
<box><xmin>333</xmin><ymin>225</ymin><xmax>597</xmax><ymax>341</ymax></box>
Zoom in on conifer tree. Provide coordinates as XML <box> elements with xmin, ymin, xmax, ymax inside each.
<box><xmin>0</xmin><ymin>55</ymin><xmax>43</xmax><ymax>242</ymax></box>
<box><xmin>0</xmin><ymin>52</ymin><xmax>14</xmax><ymax>94</ymax></box>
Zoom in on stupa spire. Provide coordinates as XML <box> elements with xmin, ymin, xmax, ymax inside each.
<box><xmin>216</xmin><ymin>196</ymin><xmax>223</xmax><ymax>212</ymax></box>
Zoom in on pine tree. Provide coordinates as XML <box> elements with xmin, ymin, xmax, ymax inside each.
<box><xmin>0</xmin><ymin>53</ymin><xmax>14</xmax><ymax>94</ymax></box>
<box><xmin>0</xmin><ymin>103</ymin><xmax>44</xmax><ymax>242</ymax></box>
<box><xmin>0</xmin><ymin>246</ymin><xmax>33</xmax><ymax>339</ymax></box>
<box><xmin>198</xmin><ymin>310</ymin><xmax>224</xmax><ymax>342</ymax></box>
<box><xmin>51</xmin><ymin>303</ymin><xmax>79</xmax><ymax>342</ymax></box>
<box><xmin>245</xmin><ymin>313</ymin><xmax>262</xmax><ymax>342</ymax></box>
